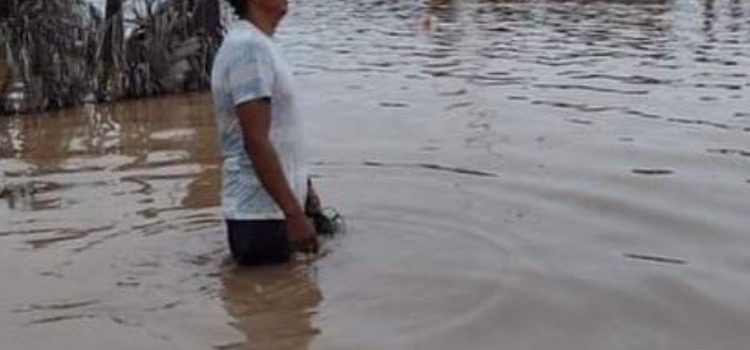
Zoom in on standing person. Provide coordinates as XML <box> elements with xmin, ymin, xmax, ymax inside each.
<box><xmin>211</xmin><ymin>0</ymin><xmax>321</xmax><ymax>265</ymax></box>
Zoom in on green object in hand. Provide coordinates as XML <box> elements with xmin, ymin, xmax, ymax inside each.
<box><xmin>311</xmin><ymin>207</ymin><xmax>342</xmax><ymax>237</ymax></box>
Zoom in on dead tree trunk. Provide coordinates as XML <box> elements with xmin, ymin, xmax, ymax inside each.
<box><xmin>0</xmin><ymin>0</ymin><xmax>18</xmax><ymax>103</ymax></box>
<box><xmin>194</xmin><ymin>0</ymin><xmax>222</xmax><ymax>40</ymax></box>
<box><xmin>192</xmin><ymin>0</ymin><xmax>222</xmax><ymax>88</ymax></box>
<box><xmin>101</xmin><ymin>0</ymin><xmax>124</xmax><ymax>99</ymax></box>
<box><xmin>0</xmin><ymin>46</ymin><xmax>11</xmax><ymax>103</ymax></box>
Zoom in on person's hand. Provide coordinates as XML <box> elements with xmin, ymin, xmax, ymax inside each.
<box><xmin>286</xmin><ymin>213</ymin><xmax>319</xmax><ymax>254</ymax></box>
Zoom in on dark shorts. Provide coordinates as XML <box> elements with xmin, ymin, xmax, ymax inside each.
<box><xmin>226</xmin><ymin>220</ymin><xmax>291</xmax><ymax>265</ymax></box>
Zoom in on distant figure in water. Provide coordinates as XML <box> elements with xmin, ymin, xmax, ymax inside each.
<box><xmin>418</xmin><ymin>0</ymin><xmax>458</xmax><ymax>33</ymax></box>
<box><xmin>419</xmin><ymin>13</ymin><xmax>437</xmax><ymax>33</ymax></box>
<box><xmin>211</xmin><ymin>0</ymin><xmax>322</xmax><ymax>265</ymax></box>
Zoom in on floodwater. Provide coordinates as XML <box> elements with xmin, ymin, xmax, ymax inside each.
<box><xmin>2</xmin><ymin>0</ymin><xmax>750</xmax><ymax>349</ymax></box>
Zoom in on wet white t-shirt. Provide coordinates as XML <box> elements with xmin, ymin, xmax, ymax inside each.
<box><xmin>210</xmin><ymin>20</ymin><xmax>308</xmax><ymax>220</ymax></box>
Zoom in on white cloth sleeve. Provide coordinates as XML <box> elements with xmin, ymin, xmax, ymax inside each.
<box><xmin>227</xmin><ymin>45</ymin><xmax>274</xmax><ymax>106</ymax></box>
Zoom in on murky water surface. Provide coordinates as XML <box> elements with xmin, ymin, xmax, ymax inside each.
<box><xmin>2</xmin><ymin>0</ymin><xmax>750</xmax><ymax>349</ymax></box>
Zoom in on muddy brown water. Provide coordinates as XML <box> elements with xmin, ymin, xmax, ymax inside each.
<box><xmin>2</xmin><ymin>0</ymin><xmax>750</xmax><ymax>349</ymax></box>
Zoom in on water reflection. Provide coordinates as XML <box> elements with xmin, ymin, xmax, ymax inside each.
<box><xmin>0</xmin><ymin>94</ymin><xmax>220</xmax><ymax>248</ymax></box>
<box><xmin>221</xmin><ymin>264</ymin><xmax>322</xmax><ymax>350</ymax></box>
<box><xmin>704</xmin><ymin>0</ymin><xmax>718</xmax><ymax>40</ymax></box>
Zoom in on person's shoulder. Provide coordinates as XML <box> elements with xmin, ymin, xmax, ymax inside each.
<box><xmin>225</xmin><ymin>26</ymin><xmax>272</xmax><ymax>54</ymax></box>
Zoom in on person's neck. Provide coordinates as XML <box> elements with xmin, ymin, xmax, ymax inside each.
<box><xmin>245</xmin><ymin>9</ymin><xmax>282</xmax><ymax>36</ymax></box>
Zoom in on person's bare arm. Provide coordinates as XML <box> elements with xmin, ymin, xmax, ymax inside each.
<box><xmin>236</xmin><ymin>99</ymin><xmax>318</xmax><ymax>253</ymax></box>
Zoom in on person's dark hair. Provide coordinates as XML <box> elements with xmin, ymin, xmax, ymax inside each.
<box><xmin>226</xmin><ymin>0</ymin><xmax>248</xmax><ymax>18</ymax></box>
